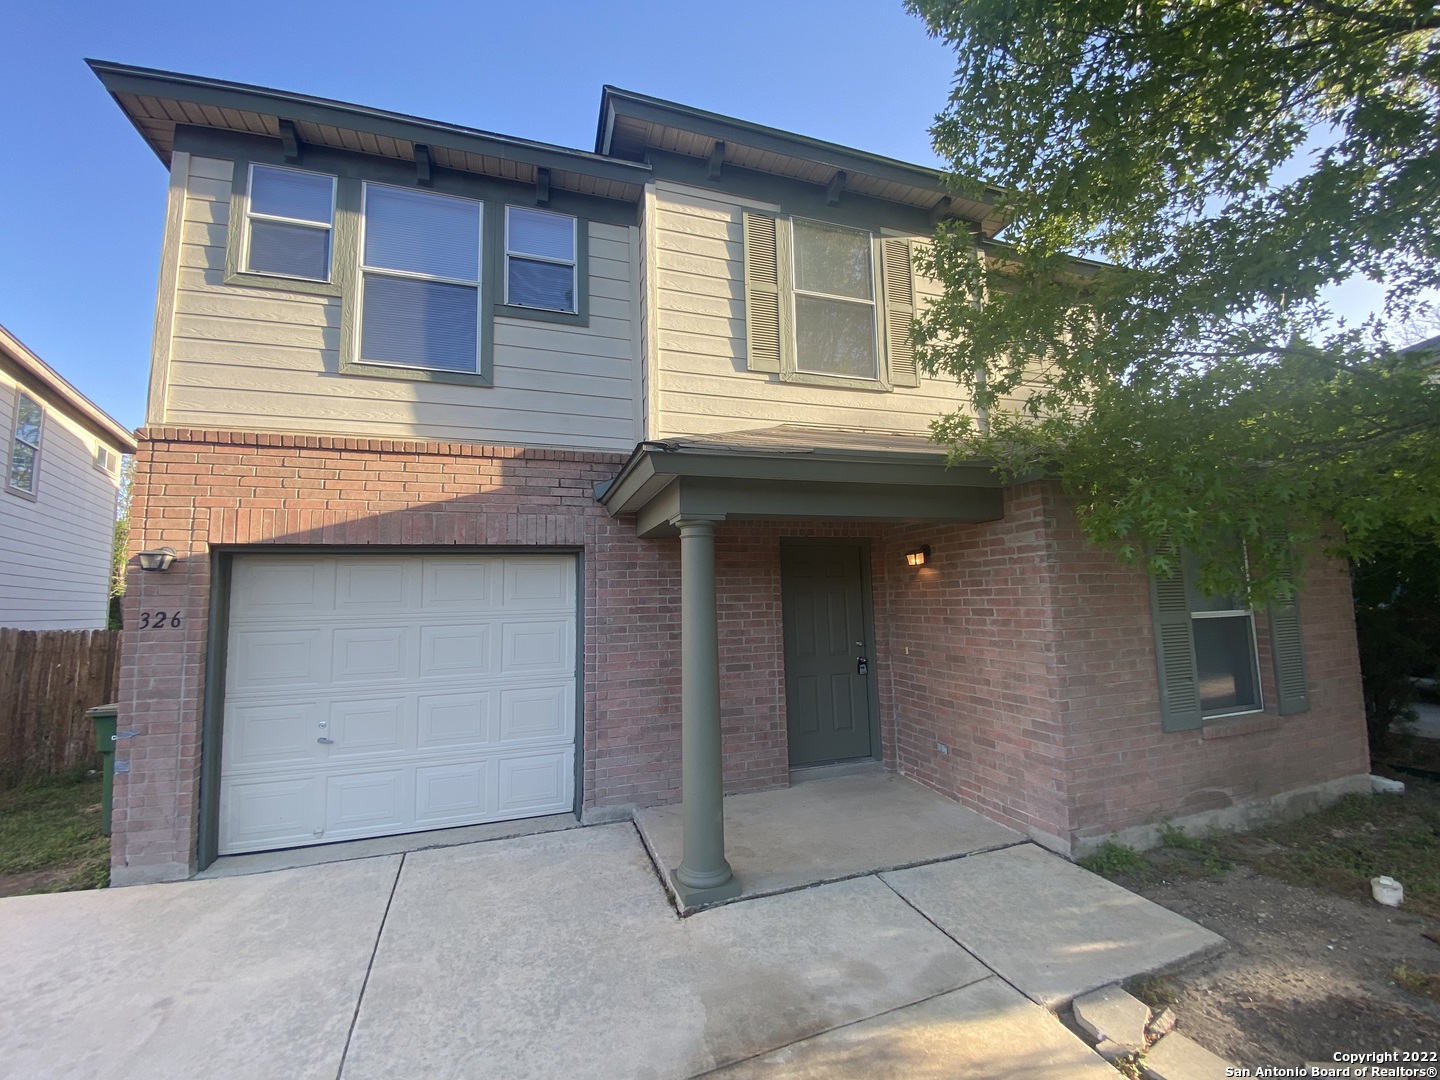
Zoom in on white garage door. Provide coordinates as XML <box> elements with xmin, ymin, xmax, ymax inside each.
<box><xmin>219</xmin><ymin>554</ymin><xmax>576</xmax><ymax>855</ymax></box>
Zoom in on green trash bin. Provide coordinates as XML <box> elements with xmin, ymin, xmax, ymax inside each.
<box><xmin>87</xmin><ymin>704</ymin><xmax>119</xmax><ymax>836</ymax></box>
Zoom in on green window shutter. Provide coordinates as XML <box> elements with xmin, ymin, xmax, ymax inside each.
<box><xmin>1151</xmin><ymin>542</ymin><xmax>1203</xmax><ymax>732</ymax></box>
<box><xmin>881</xmin><ymin>237</ymin><xmax>919</xmax><ymax>387</ymax></box>
<box><xmin>743</xmin><ymin>210</ymin><xmax>783</xmax><ymax>373</ymax></box>
<box><xmin>1267</xmin><ymin>553</ymin><xmax>1310</xmax><ymax>716</ymax></box>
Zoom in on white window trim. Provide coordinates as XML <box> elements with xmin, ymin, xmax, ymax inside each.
<box><xmin>788</xmin><ymin>217</ymin><xmax>882</xmax><ymax>383</ymax></box>
<box><xmin>352</xmin><ymin>181</ymin><xmax>485</xmax><ymax>375</ymax></box>
<box><xmin>504</xmin><ymin>207</ymin><xmax>579</xmax><ymax>313</ymax></box>
<box><xmin>242</xmin><ymin>163</ymin><xmax>337</xmax><ymax>284</ymax></box>
<box><xmin>93</xmin><ymin>445</ymin><xmax>119</xmax><ymax>475</ymax></box>
<box><xmin>5</xmin><ymin>388</ymin><xmax>44</xmax><ymax>500</ymax></box>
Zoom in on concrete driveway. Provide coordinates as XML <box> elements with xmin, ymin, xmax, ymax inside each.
<box><xmin>0</xmin><ymin>824</ymin><xmax>1221</xmax><ymax>1079</ymax></box>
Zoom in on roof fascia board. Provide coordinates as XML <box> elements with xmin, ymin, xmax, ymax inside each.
<box><xmin>0</xmin><ymin>325</ymin><xmax>136</xmax><ymax>451</ymax></box>
<box><xmin>635</xmin><ymin>477</ymin><xmax>1004</xmax><ymax>537</ymax></box>
<box><xmin>90</xmin><ymin>60</ymin><xmax>650</xmax><ymax>189</ymax></box>
<box><xmin>600</xmin><ymin>86</ymin><xmax>1003</xmax><ymax>207</ymax></box>
<box><xmin>598</xmin><ymin>442</ymin><xmax>1001</xmax><ymax>518</ymax></box>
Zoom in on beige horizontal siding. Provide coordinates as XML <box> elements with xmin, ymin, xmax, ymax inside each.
<box><xmin>161</xmin><ymin>156</ymin><xmax>639</xmax><ymax>451</ymax></box>
<box><xmin>650</xmin><ymin>182</ymin><xmax>977</xmax><ymax>440</ymax></box>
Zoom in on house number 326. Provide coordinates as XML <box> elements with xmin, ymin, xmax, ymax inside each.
<box><xmin>138</xmin><ymin>611</ymin><xmax>182</xmax><ymax>629</ymax></box>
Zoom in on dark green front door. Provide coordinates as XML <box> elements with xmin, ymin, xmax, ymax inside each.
<box><xmin>781</xmin><ymin>542</ymin><xmax>875</xmax><ymax>766</ymax></box>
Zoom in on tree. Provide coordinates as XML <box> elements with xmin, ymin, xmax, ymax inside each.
<box><xmin>109</xmin><ymin>457</ymin><xmax>134</xmax><ymax>630</ymax></box>
<box><xmin>906</xmin><ymin>0</ymin><xmax>1440</xmax><ymax>602</ymax></box>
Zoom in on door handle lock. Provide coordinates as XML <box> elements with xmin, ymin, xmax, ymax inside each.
<box><xmin>856</xmin><ymin>656</ymin><xmax>868</xmax><ymax>675</ymax></box>
<box><xmin>317</xmin><ymin>737</ymin><xmax>334</xmax><ymax>745</ymax></box>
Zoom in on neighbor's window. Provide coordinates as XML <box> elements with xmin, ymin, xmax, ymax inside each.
<box><xmin>243</xmin><ymin>164</ymin><xmax>336</xmax><ymax>282</ymax></box>
<box><xmin>356</xmin><ymin>183</ymin><xmax>483</xmax><ymax>373</ymax></box>
<box><xmin>791</xmin><ymin>218</ymin><xmax>878</xmax><ymax>379</ymax></box>
<box><xmin>1186</xmin><ymin>555</ymin><xmax>1261</xmax><ymax>716</ymax></box>
<box><xmin>505</xmin><ymin>207</ymin><xmax>578</xmax><ymax>313</ymax></box>
<box><xmin>6</xmin><ymin>390</ymin><xmax>43</xmax><ymax>496</ymax></box>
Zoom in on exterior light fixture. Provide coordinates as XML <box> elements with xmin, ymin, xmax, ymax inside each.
<box><xmin>137</xmin><ymin>547</ymin><xmax>177</xmax><ymax>572</ymax></box>
<box><xmin>905</xmin><ymin>546</ymin><xmax>931</xmax><ymax>567</ymax></box>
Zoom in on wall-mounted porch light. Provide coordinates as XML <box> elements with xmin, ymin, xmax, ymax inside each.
<box><xmin>137</xmin><ymin>547</ymin><xmax>176</xmax><ymax>572</ymax></box>
<box><xmin>905</xmin><ymin>545</ymin><xmax>932</xmax><ymax>567</ymax></box>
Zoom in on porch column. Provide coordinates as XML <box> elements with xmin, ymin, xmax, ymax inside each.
<box><xmin>672</xmin><ymin>516</ymin><xmax>738</xmax><ymax>903</ymax></box>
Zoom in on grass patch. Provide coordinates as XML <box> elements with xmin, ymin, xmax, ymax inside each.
<box><xmin>0</xmin><ymin>774</ymin><xmax>109</xmax><ymax>894</ymax></box>
<box><xmin>1214</xmin><ymin>782</ymin><xmax>1440</xmax><ymax>918</ymax></box>
<box><xmin>1126</xmin><ymin>974</ymin><xmax>1178</xmax><ymax>1010</ymax></box>
<box><xmin>1078</xmin><ymin>841</ymin><xmax>1149</xmax><ymax>879</ymax></box>
<box><xmin>1392</xmin><ymin>965</ymin><xmax>1440</xmax><ymax>1002</ymax></box>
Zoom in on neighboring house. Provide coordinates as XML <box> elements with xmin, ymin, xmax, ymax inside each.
<box><xmin>92</xmin><ymin>61</ymin><xmax>1370</xmax><ymax>893</ymax></box>
<box><xmin>0</xmin><ymin>324</ymin><xmax>136</xmax><ymax>630</ymax></box>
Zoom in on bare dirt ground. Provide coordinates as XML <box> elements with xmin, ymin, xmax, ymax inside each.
<box><xmin>1136</xmin><ymin>865</ymin><xmax>1440</xmax><ymax>1068</ymax></box>
<box><xmin>1118</xmin><ymin>750</ymin><xmax>1440</xmax><ymax>1070</ymax></box>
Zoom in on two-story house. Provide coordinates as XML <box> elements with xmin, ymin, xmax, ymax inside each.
<box><xmin>1</xmin><ymin>323</ymin><xmax>136</xmax><ymax>630</ymax></box>
<box><xmin>93</xmin><ymin>61</ymin><xmax>1370</xmax><ymax>895</ymax></box>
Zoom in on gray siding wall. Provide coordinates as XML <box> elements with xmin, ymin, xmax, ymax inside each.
<box><xmin>0</xmin><ymin>371</ymin><xmax>122</xmax><ymax>630</ymax></box>
<box><xmin>159</xmin><ymin>155</ymin><xmax>640</xmax><ymax>451</ymax></box>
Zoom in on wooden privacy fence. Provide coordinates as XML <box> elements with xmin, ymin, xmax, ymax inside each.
<box><xmin>0</xmin><ymin>628</ymin><xmax>122</xmax><ymax>784</ymax></box>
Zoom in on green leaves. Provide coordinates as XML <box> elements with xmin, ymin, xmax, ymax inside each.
<box><xmin>909</xmin><ymin>0</ymin><xmax>1440</xmax><ymax>599</ymax></box>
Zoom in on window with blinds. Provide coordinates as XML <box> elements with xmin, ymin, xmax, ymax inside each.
<box><xmin>357</xmin><ymin>184</ymin><xmax>483</xmax><ymax>373</ymax></box>
<box><xmin>244</xmin><ymin>165</ymin><xmax>335</xmax><ymax>282</ymax></box>
<box><xmin>506</xmin><ymin>207</ymin><xmax>577</xmax><ymax>313</ymax></box>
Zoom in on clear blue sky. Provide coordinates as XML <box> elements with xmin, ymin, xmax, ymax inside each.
<box><xmin>0</xmin><ymin>1</ymin><xmax>1398</xmax><ymax>433</ymax></box>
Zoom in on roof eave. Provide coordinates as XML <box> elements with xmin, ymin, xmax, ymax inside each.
<box><xmin>0</xmin><ymin>325</ymin><xmax>136</xmax><ymax>452</ymax></box>
<box><xmin>90</xmin><ymin>59</ymin><xmax>652</xmax><ymax>190</ymax></box>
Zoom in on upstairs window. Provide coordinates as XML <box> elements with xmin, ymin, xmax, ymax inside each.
<box><xmin>243</xmin><ymin>165</ymin><xmax>335</xmax><ymax>282</ymax></box>
<box><xmin>356</xmin><ymin>183</ymin><xmax>483</xmax><ymax>374</ymax></box>
<box><xmin>505</xmin><ymin>207</ymin><xmax>578</xmax><ymax>313</ymax></box>
<box><xmin>741</xmin><ymin>211</ymin><xmax>920</xmax><ymax>391</ymax></box>
<box><xmin>6</xmin><ymin>390</ymin><xmax>43</xmax><ymax>497</ymax></box>
<box><xmin>791</xmin><ymin>219</ymin><xmax>878</xmax><ymax>380</ymax></box>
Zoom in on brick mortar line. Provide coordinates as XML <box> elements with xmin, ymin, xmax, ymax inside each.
<box><xmin>136</xmin><ymin>426</ymin><xmax>628</xmax><ymax>464</ymax></box>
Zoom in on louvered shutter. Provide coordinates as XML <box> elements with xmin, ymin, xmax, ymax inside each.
<box><xmin>1151</xmin><ymin>540</ymin><xmax>1203</xmax><ymax>732</ymax></box>
<box><xmin>1267</xmin><ymin>543</ymin><xmax>1310</xmax><ymax>715</ymax></box>
<box><xmin>743</xmin><ymin>211</ymin><xmax>783</xmax><ymax>373</ymax></box>
<box><xmin>881</xmin><ymin>237</ymin><xmax>919</xmax><ymax>387</ymax></box>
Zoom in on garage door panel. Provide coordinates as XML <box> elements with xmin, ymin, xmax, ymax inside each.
<box><xmin>501</xmin><ymin>619</ymin><xmax>573</xmax><ymax>674</ymax></box>
<box><xmin>230</xmin><ymin>560</ymin><xmax>333</xmax><ymax>619</ymax></box>
<box><xmin>220</xmin><ymin>776</ymin><xmax>319</xmax><ymax>852</ymax></box>
<box><xmin>414</xmin><ymin>759</ymin><xmax>497</xmax><ymax>825</ymax></box>
<box><xmin>498</xmin><ymin>751</ymin><xmax>573</xmax><ymax>813</ymax></box>
<box><xmin>418</xmin><ymin>623</ymin><xmax>494</xmax><ymax>679</ymax></box>
<box><xmin>224</xmin><ymin>700</ymin><xmax>325</xmax><ymax>769</ymax></box>
<box><xmin>327</xmin><ymin>697</ymin><xmax>411</xmax><ymax>755</ymax></box>
<box><xmin>331</xmin><ymin>627</ymin><xmax>411</xmax><ymax>683</ymax></box>
<box><xmin>326</xmin><ymin>768</ymin><xmax>408</xmax><ymax>834</ymax></box>
<box><xmin>422</xmin><ymin>559</ymin><xmax>500</xmax><ymax>608</ymax></box>
<box><xmin>334</xmin><ymin>559</ymin><xmax>414</xmax><ymax>611</ymax></box>
<box><xmin>504</xmin><ymin>557</ymin><xmax>574</xmax><ymax>608</ymax></box>
<box><xmin>229</xmin><ymin>629</ymin><xmax>329</xmax><ymax>691</ymax></box>
<box><xmin>499</xmin><ymin>684</ymin><xmax>573</xmax><ymax>743</ymax></box>
<box><xmin>417</xmin><ymin>691</ymin><xmax>493</xmax><ymax>749</ymax></box>
<box><xmin>221</xmin><ymin>554</ymin><xmax>577</xmax><ymax>855</ymax></box>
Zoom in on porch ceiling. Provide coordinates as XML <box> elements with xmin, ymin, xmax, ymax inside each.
<box><xmin>595</xmin><ymin>426</ymin><xmax>1004</xmax><ymax>538</ymax></box>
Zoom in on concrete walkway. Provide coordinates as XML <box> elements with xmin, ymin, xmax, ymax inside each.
<box><xmin>0</xmin><ymin>821</ymin><xmax>1222</xmax><ymax>1080</ymax></box>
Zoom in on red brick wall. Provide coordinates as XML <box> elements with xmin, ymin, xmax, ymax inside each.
<box><xmin>117</xmin><ymin>435</ymin><xmax>1369</xmax><ymax>879</ymax></box>
<box><xmin>116</xmin><ymin>429</ymin><xmax>691</xmax><ymax>881</ymax></box>
<box><xmin>883</xmin><ymin>480</ymin><xmax>1370</xmax><ymax>850</ymax></box>
<box><xmin>884</xmin><ymin>485</ymin><xmax>1072</xmax><ymax>845</ymax></box>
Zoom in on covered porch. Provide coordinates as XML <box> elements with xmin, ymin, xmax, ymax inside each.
<box><xmin>635</xmin><ymin>764</ymin><xmax>1023</xmax><ymax>913</ymax></box>
<box><xmin>596</xmin><ymin>426</ymin><xmax>1008</xmax><ymax>908</ymax></box>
